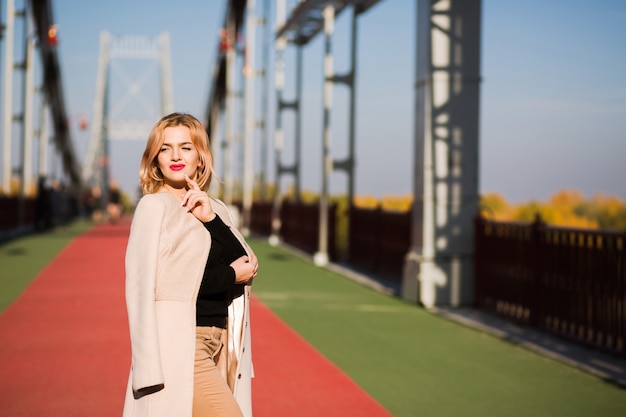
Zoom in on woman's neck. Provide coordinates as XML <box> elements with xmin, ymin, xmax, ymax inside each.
<box><xmin>162</xmin><ymin>183</ymin><xmax>186</xmax><ymax>200</ymax></box>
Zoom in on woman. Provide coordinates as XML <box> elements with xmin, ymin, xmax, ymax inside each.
<box><xmin>123</xmin><ymin>113</ymin><xmax>258</xmax><ymax>417</ymax></box>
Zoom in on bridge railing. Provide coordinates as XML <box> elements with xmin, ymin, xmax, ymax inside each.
<box><xmin>240</xmin><ymin>201</ymin><xmax>407</xmax><ymax>278</ymax></box>
<box><xmin>243</xmin><ymin>202</ymin><xmax>625</xmax><ymax>358</ymax></box>
<box><xmin>474</xmin><ymin>214</ymin><xmax>626</xmax><ymax>358</ymax></box>
<box><xmin>347</xmin><ymin>205</ymin><xmax>411</xmax><ymax>284</ymax></box>
<box><xmin>5</xmin><ymin>195</ymin><xmax>622</xmax><ymax>357</ymax></box>
<box><xmin>0</xmin><ymin>197</ymin><xmax>36</xmax><ymax>235</ymax></box>
<box><xmin>280</xmin><ymin>200</ymin><xmax>337</xmax><ymax>260</ymax></box>
<box><xmin>234</xmin><ymin>200</ymin><xmax>338</xmax><ymax>261</ymax></box>
<box><xmin>0</xmin><ymin>190</ymin><xmax>82</xmax><ymax>239</ymax></box>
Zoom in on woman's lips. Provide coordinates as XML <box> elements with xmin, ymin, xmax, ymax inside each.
<box><xmin>170</xmin><ymin>164</ymin><xmax>185</xmax><ymax>171</ymax></box>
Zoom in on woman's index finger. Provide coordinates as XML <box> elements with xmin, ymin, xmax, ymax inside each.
<box><xmin>184</xmin><ymin>173</ymin><xmax>201</xmax><ymax>190</ymax></box>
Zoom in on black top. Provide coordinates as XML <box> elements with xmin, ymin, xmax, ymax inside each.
<box><xmin>196</xmin><ymin>214</ymin><xmax>247</xmax><ymax>327</ymax></box>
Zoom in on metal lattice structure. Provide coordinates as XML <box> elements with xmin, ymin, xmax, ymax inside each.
<box><xmin>205</xmin><ymin>0</ymin><xmax>482</xmax><ymax>307</ymax></box>
<box><xmin>81</xmin><ymin>32</ymin><xmax>173</xmax><ymax>193</ymax></box>
<box><xmin>1</xmin><ymin>0</ymin><xmax>81</xmax><ymax>193</ymax></box>
<box><xmin>401</xmin><ymin>0</ymin><xmax>482</xmax><ymax>307</ymax></box>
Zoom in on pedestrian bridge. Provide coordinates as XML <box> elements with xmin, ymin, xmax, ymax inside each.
<box><xmin>0</xmin><ymin>219</ymin><xmax>625</xmax><ymax>416</ymax></box>
<box><xmin>1</xmin><ymin>0</ymin><xmax>624</xmax><ymax>389</ymax></box>
<box><xmin>2</xmin><ymin>0</ymin><xmax>483</xmax><ymax>309</ymax></box>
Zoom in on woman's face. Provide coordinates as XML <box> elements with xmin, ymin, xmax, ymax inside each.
<box><xmin>157</xmin><ymin>125</ymin><xmax>200</xmax><ymax>188</ymax></box>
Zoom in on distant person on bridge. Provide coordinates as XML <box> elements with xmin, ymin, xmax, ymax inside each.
<box><xmin>123</xmin><ymin>112</ymin><xmax>258</xmax><ymax>417</ymax></box>
<box><xmin>107</xmin><ymin>180</ymin><xmax>122</xmax><ymax>223</ymax></box>
<box><xmin>35</xmin><ymin>176</ymin><xmax>52</xmax><ymax>231</ymax></box>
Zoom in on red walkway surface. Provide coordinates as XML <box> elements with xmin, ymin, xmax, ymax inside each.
<box><xmin>0</xmin><ymin>222</ymin><xmax>391</xmax><ymax>417</ymax></box>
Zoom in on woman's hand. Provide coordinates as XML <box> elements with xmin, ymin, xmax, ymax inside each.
<box><xmin>181</xmin><ymin>173</ymin><xmax>215</xmax><ymax>222</ymax></box>
<box><xmin>230</xmin><ymin>253</ymin><xmax>259</xmax><ymax>284</ymax></box>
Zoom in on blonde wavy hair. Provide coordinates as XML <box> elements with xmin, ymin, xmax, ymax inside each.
<box><xmin>139</xmin><ymin>113</ymin><xmax>216</xmax><ymax>195</ymax></box>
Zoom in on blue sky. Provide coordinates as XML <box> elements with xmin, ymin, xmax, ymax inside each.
<box><xmin>3</xmin><ymin>0</ymin><xmax>625</xmax><ymax>203</ymax></box>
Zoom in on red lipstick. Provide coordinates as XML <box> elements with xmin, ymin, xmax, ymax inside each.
<box><xmin>170</xmin><ymin>164</ymin><xmax>185</xmax><ymax>171</ymax></box>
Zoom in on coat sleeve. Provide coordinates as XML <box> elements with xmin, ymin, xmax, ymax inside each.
<box><xmin>125</xmin><ymin>195</ymin><xmax>166</xmax><ymax>392</ymax></box>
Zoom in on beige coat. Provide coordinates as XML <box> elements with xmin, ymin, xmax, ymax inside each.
<box><xmin>122</xmin><ymin>191</ymin><xmax>254</xmax><ymax>417</ymax></box>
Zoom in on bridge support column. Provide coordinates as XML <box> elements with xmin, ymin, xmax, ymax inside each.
<box><xmin>21</xmin><ymin>6</ymin><xmax>36</xmax><ymax>197</ymax></box>
<box><xmin>313</xmin><ymin>4</ymin><xmax>335</xmax><ymax>267</ymax></box>
<box><xmin>242</xmin><ymin>0</ymin><xmax>257</xmax><ymax>236</ymax></box>
<box><xmin>270</xmin><ymin>0</ymin><xmax>305</xmax><ymax>246</ymax></box>
<box><xmin>403</xmin><ymin>0</ymin><xmax>482</xmax><ymax>307</ymax></box>
<box><xmin>2</xmin><ymin>0</ymin><xmax>16</xmax><ymax>193</ymax></box>
<box><xmin>222</xmin><ymin>17</ymin><xmax>237</xmax><ymax>206</ymax></box>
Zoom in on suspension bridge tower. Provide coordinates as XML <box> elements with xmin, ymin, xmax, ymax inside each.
<box><xmin>82</xmin><ymin>31</ymin><xmax>174</xmax><ymax>204</ymax></box>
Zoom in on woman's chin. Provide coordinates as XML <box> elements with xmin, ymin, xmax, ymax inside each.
<box><xmin>164</xmin><ymin>179</ymin><xmax>187</xmax><ymax>189</ymax></box>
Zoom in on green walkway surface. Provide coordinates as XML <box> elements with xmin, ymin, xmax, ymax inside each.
<box><xmin>1</xmin><ymin>224</ymin><xmax>625</xmax><ymax>417</ymax></box>
<box><xmin>249</xmin><ymin>238</ymin><xmax>626</xmax><ymax>417</ymax></box>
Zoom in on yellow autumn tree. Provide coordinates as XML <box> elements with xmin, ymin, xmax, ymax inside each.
<box><xmin>380</xmin><ymin>194</ymin><xmax>412</xmax><ymax>211</ymax></box>
<box><xmin>544</xmin><ymin>190</ymin><xmax>598</xmax><ymax>228</ymax></box>
<box><xmin>480</xmin><ymin>192</ymin><xmax>513</xmax><ymax>220</ymax></box>
<box><xmin>277</xmin><ymin>187</ymin><xmax>625</xmax><ymax>231</ymax></box>
<box><xmin>576</xmin><ymin>193</ymin><xmax>626</xmax><ymax>230</ymax></box>
<box><xmin>481</xmin><ymin>189</ymin><xmax>622</xmax><ymax>230</ymax></box>
<box><xmin>353</xmin><ymin>194</ymin><xmax>379</xmax><ymax>209</ymax></box>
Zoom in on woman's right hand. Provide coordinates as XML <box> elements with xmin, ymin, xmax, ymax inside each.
<box><xmin>230</xmin><ymin>254</ymin><xmax>259</xmax><ymax>284</ymax></box>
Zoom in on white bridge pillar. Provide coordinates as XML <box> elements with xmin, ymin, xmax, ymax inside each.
<box><xmin>403</xmin><ymin>0</ymin><xmax>482</xmax><ymax>308</ymax></box>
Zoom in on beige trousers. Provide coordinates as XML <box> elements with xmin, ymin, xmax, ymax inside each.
<box><xmin>193</xmin><ymin>326</ymin><xmax>243</xmax><ymax>417</ymax></box>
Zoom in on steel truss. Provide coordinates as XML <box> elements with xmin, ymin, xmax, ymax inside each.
<box><xmin>82</xmin><ymin>31</ymin><xmax>173</xmax><ymax>202</ymax></box>
<box><xmin>206</xmin><ymin>0</ymin><xmax>482</xmax><ymax>307</ymax></box>
<box><xmin>2</xmin><ymin>0</ymin><xmax>81</xmax><ymax>195</ymax></box>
